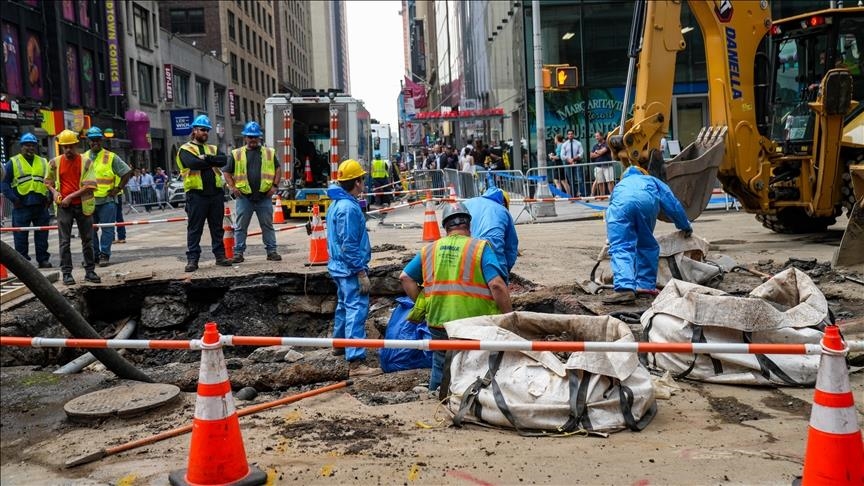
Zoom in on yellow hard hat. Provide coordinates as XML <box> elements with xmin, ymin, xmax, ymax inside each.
<box><xmin>337</xmin><ymin>159</ymin><xmax>367</xmax><ymax>181</ymax></box>
<box><xmin>57</xmin><ymin>129</ymin><xmax>80</xmax><ymax>146</ymax></box>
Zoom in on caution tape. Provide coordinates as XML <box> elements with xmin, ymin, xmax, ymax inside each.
<box><xmin>0</xmin><ymin>216</ymin><xmax>188</xmax><ymax>233</ymax></box>
<box><xmin>360</xmin><ymin>185</ymin><xmax>446</xmax><ymax>197</ymax></box>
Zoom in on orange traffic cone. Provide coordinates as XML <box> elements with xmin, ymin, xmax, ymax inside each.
<box><xmin>223</xmin><ymin>207</ymin><xmax>235</xmax><ymax>260</ymax></box>
<box><xmin>0</xmin><ymin>263</ymin><xmax>8</xmax><ymax>280</ymax></box>
<box><xmin>273</xmin><ymin>195</ymin><xmax>285</xmax><ymax>224</ymax></box>
<box><xmin>421</xmin><ymin>191</ymin><xmax>441</xmax><ymax>242</ymax></box>
<box><xmin>448</xmin><ymin>184</ymin><xmax>458</xmax><ymax>202</ymax></box>
<box><xmin>797</xmin><ymin>325</ymin><xmax>863</xmax><ymax>485</ymax></box>
<box><xmin>307</xmin><ymin>204</ymin><xmax>329</xmax><ymax>265</ymax></box>
<box><xmin>168</xmin><ymin>323</ymin><xmax>267</xmax><ymax>486</ymax></box>
<box><xmin>304</xmin><ymin>156</ymin><xmax>313</xmax><ymax>184</ymax></box>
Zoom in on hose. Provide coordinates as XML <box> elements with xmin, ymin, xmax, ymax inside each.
<box><xmin>54</xmin><ymin>317</ymin><xmax>137</xmax><ymax>374</ymax></box>
<box><xmin>0</xmin><ymin>240</ymin><xmax>151</xmax><ymax>382</ymax></box>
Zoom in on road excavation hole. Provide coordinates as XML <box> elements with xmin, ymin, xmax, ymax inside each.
<box><xmin>276</xmin><ymin>414</ymin><xmax>409</xmax><ymax>458</ymax></box>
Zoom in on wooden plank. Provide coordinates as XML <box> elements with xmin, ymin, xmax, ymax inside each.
<box><xmin>0</xmin><ymin>282</ymin><xmax>30</xmax><ymax>304</ymax></box>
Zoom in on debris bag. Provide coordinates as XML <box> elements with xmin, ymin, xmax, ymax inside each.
<box><xmin>380</xmin><ymin>297</ymin><xmax>433</xmax><ymax>373</ymax></box>
<box><xmin>640</xmin><ymin>268</ymin><xmax>828</xmax><ymax>386</ymax></box>
<box><xmin>443</xmin><ymin>312</ymin><xmax>657</xmax><ymax>434</ymax></box>
<box><xmin>591</xmin><ymin>231</ymin><xmax>725</xmax><ymax>289</ymax></box>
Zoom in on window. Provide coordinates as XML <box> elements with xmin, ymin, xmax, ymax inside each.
<box><xmin>195</xmin><ymin>79</ymin><xmax>208</xmax><ymax>109</ymax></box>
<box><xmin>240</xmin><ymin>59</ymin><xmax>246</xmax><ymax>85</ymax></box>
<box><xmin>245</xmin><ymin>25</ymin><xmax>250</xmax><ymax>51</ymax></box>
<box><xmin>247</xmin><ymin>63</ymin><xmax>252</xmax><ymax>90</ymax></box>
<box><xmin>215</xmin><ymin>88</ymin><xmax>225</xmax><ymax>116</ymax></box>
<box><xmin>174</xmin><ymin>71</ymin><xmax>190</xmax><ymax>106</ymax></box>
<box><xmin>133</xmin><ymin>4</ymin><xmax>151</xmax><ymax>48</ymax></box>
<box><xmin>228</xmin><ymin>10</ymin><xmax>235</xmax><ymax>40</ymax></box>
<box><xmin>169</xmin><ymin>8</ymin><xmax>204</xmax><ymax>35</ymax></box>
<box><xmin>242</xmin><ymin>98</ymin><xmax>248</xmax><ymax>120</ymax></box>
<box><xmin>230</xmin><ymin>53</ymin><xmax>238</xmax><ymax>82</ymax></box>
<box><xmin>137</xmin><ymin>62</ymin><xmax>154</xmax><ymax>103</ymax></box>
<box><xmin>238</xmin><ymin>20</ymin><xmax>243</xmax><ymax>47</ymax></box>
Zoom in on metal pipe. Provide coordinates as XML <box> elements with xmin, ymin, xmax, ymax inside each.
<box><xmin>54</xmin><ymin>318</ymin><xmax>137</xmax><ymax>374</ymax></box>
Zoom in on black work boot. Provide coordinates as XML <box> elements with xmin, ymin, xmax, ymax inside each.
<box><xmin>266</xmin><ymin>252</ymin><xmax>282</xmax><ymax>261</ymax></box>
<box><xmin>215</xmin><ymin>256</ymin><xmax>233</xmax><ymax>267</ymax></box>
<box><xmin>62</xmin><ymin>273</ymin><xmax>76</xmax><ymax>285</ymax></box>
<box><xmin>84</xmin><ymin>271</ymin><xmax>101</xmax><ymax>283</ymax></box>
<box><xmin>185</xmin><ymin>260</ymin><xmax>199</xmax><ymax>272</ymax></box>
<box><xmin>232</xmin><ymin>253</ymin><xmax>244</xmax><ymax>264</ymax></box>
<box><xmin>98</xmin><ymin>255</ymin><xmax>110</xmax><ymax>267</ymax></box>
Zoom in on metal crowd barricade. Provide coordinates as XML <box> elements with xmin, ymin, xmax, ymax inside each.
<box><xmin>411</xmin><ymin>169</ymin><xmax>447</xmax><ymax>199</ymax></box>
<box><xmin>442</xmin><ymin>168</ymin><xmax>480</xmax><ymax>199</ymax></box>
<box><xmin>480</xmin><ymin>170</ymin><xmax>529</xmax><ymax>201</ymax></box>
<box><xmin>0</xmin><ymin>193</ymin><xmax>11</xmax><ymax>226</ymax></box>
<box><xmin>123</xmin><ymin>185</ymin><xmax>169</xmax><ymax>214</ymax></box>
<box><xmin>525</xmin><ymin>161</ymin><xmax>623</xmax><ymax>199</ymax></box>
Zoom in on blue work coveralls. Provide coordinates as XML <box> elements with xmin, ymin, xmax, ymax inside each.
<box><xmin>463</xmin><ymin>187</ymin><xmax>519</xmax><ymax>281</ymax></box>
<box><xmin>605</xmin><ymin>166</ymin><xmax>692</xmax><ymax>292</ymax></box>
<box><xmin>326</xmin><ymin>185</ymin><xmax>372</xmax><ymax>362</ymax></box>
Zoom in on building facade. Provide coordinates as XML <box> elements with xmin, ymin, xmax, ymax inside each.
<box><xmin>274</xmin><ymin>1</ymin><xmax>312</xmax><ymax>94</ymax></box>
<box><xmin>309</xmin><ymin>1</ymin><xmax>350</xmax><ymax>93</ymax></box>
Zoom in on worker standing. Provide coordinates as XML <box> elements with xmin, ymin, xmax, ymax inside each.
<box><xmin>223</xmin><ymin>121</ymin><xmax>282</xmax><ymax>263</ymax></box>
<box><xmin>326</xmin><ymin>159</ymin><xmax>380</xmax><ymax>377</ymax></box>
<box><xmin>175</xmin><ymin>115</ymin><xmax>231</xmax><ymax>272</ymax></box>
<box><xmin>399</xmin><ymin>202</ymin><xmax>512</xmax><ymax>395</ymax></box>
<box><xmin>1</xmin><ymin>133</ymin><xmax>52</xmax><ymax>268</ymax></box>
<box><xmin>44</xmin><ymin>129</ymin><xmax>100</xmax><ymax>285</ymax></box>
<box><xmin>83</xmin><ymin>126</ymin><xmax>131</xmax><ymax>267</ymax></box>
<box><xmin>370</xmin><ymin>151</ymin><xmax>390</xmax><ymax>207</ymax></box>
<box><xmin>603</xmin><ymin>166</ymin><xmax>692</xmax><ymax>304</ymax></box>
<box><xmin>463</xmin><ymin>187</ymin><xmax>519</xmax><ymax>281</ymax></box>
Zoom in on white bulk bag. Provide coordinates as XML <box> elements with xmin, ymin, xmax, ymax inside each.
<box><xmin>443</xmin><ymin>312</ymin><xmax>656</xmax><ymax>434</ymax></box>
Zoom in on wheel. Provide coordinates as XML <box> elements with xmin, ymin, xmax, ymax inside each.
<box><xmin>756</xmin><ymin>208</ymin><xmax>836</xmax><ymax>234</ymax></box>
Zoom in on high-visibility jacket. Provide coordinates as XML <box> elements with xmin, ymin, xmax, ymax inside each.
<box><xmin>420</xmin><ymin>234</ymin><xmax>500</xmax><ymax>328</ymax></box>
<box><xmin>371</xmin><ymin>158</ymin><xmax>388</xmax><ymax>179</ymax></box>
<box><xmin>82</xmin><ymin>148</ymin><xmax>118</xmax><ymax>198</ymax></box>
<box><xmin>9</xmin><ymin>154</ymin><xmax>48</xmax><ymax>197</ymax></box>
<box><xmin>230</xmin><ymin>146</ymin><xmax>276</xmax><ymax>194</ymax></box>
<box><xmin>176</xmin><ymin>142</ymin><xmax>222</xmax><ymax>191</ymax></box>
<box><xmin>49</xmin><ymin>155</ymin><xmax>95</xmax><ymax>215</ymax></box>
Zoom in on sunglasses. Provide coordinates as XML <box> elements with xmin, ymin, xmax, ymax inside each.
<box><xmin>196</xmin><ymin>128</ymin><xmax>210</xmax><ymax>133</ymax></box>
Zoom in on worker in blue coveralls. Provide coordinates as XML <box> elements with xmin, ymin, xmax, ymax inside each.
<box><xmin>603</xmin><ymin>165</ymin><xmax>692</xmax><ymax>304</ymax></box>
<box><xmin>463</xmin><ymin>187</ymin><xmax>519</xmax><ymax>282</ymax></box>
<box><xmin>326</xmin><ymin>159</ymin><xmax>381</xmax><ymax>377</ymax></box>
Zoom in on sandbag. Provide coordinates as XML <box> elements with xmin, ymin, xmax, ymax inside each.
<box><xmin>443</xmin><ymin>312</ymin><xmax>657</xmax><ymax>434</ymax></box>
<box><xmin>640</xmin><ymin>268</ymin><xmax>828</xmax><ymax>386</ymax></box>
<box><xmin>380</xmin><ymin>297</ymin><xmax>433</xmax><ymax>373</ymax></box>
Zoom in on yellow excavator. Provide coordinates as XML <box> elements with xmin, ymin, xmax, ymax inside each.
<box><xmin>609</xmin><ymin>1</ymin><xmax>863</xmax><ymax>267</ymax></box>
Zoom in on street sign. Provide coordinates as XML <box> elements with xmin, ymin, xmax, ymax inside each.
<box><xmin>555</xmin><ymin>67</ymin><xmax>578</xmax><ymax>89</ymax></box>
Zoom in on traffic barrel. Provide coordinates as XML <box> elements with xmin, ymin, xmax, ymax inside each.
<box><xmin>223</xmin><ymin>207</ymin><xmax>235</xmax><ymax>260</ymax></box>
<box><xmin>168</xmin><ymin>323</ymin><xmax>267</xmax><ymax>486</ymax></box>
<box><xmin>273</xmin><ymin>195</ymin><xmax>285</xmax><ymax>224</ymax></box>
<box><xmin>421</xmin><ymin>191</ymin><xmax>441</xmax><ymax>242</ymax></box>
<box><xmin>307</xmin><ymin>204</ymin><xmax>328</xmax><ymax>265</ymax></box>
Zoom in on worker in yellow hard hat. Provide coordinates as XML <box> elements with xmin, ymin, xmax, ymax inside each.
<box><xmin>325</xmin><ymin>159</ymin><xmax>380</xmax><ymax>377</ymax></box>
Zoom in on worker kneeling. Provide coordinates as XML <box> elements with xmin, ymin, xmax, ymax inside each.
<box><xmin>400</xmin><ymin>202</ymin><xmax>513</xmax><ymax>394</ymax></box>
<box><xmin>463</xmin><ymin>187</ymin><xmax>518</xmax><ymax>282</ymax></box>
<box><xmin>604</xmin><ymin>166</ymin><xmax>692</xmax><ymax>304</ymax></box>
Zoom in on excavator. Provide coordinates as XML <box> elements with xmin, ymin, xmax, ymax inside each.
<box><xmin>609</xmin><ymin>1</ymin><xmax>863</xmax><ymax>267</ymax></box>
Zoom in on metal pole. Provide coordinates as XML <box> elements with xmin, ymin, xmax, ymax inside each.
<box><xmin>531</xmin><ymin>0</ymin><xmax>556</xmax><ymax>217</ymax></box>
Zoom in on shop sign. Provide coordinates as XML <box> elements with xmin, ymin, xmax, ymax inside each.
<box><xmin>228</xmin><ymin>89</ymin><xmax>235</xmax><ymax>116</ymax></box>
<box><xmin>105</xmin><ymin>0</ymin><xmax>123</xmax><ymax>96</ymax></box>
<box><xmin>170</xmin><ymin>109</ymin><xmax>194</xmax><ymax>136</ymax></box>
<box><xmin>164</xmin><ymin>64</ymin><xmax>174</xmax><ymax>102</ymax></box>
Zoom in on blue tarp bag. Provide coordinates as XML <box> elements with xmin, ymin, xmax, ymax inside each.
<box><xmin>380</xmin><ymin>297</ymin><xmax>433</xmax><ymax>373</ymax></box>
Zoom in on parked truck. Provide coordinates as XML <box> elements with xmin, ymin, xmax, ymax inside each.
<box><xmin>371</xmin><ymin>123</ymin><xmax>392</xmax><ymax>161</ymax></box>
<box><xmin>264</xmin><ymin>90</ymin><xmax>372</xmax><ymax>217</ymax></box>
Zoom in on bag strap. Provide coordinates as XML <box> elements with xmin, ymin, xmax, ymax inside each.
<box><xmin>675</xmin><ymin>325</ymin><xmax>723</xmax><ymax>379</ymax></box>
<box><xmin>742</xmin><ymin>331</ymin><xmax>803</xmax><ymax>386</ymax></box>
<box><xmin>452</xmin><ymin>352</ymin><xmax>504</xmax><ymax>428</ymax></box>
<box><xmin>618</xmin><ymin>382</ymin><xmax>657</xmax><ymax>431</ymax></box>
<box><xmin>666</xmin><ymin>255</ymin><xmax>684</xmax><ymax>280</ymax></box>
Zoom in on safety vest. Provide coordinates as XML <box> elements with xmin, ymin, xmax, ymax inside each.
<box><xmin>9</xmin><ymin>154</ymin><xmax>48</xmax><ymax>197</ymax></box>
<box><xmin>230</xmin><ymin>146</ymin><xmax>276</xmax><ymax>194</ymax></box>
<box><xmin>51</xmin><ymin>155</ymin><xmax>95</xmax><ymax>215</ymax></box>
<box><xmin>82</xmin><ymin>148</ymin><xmax>117</xmax><ymax>198</ymax></box>
<box><xmin>371</xmin><ymin>158</ymin><xmax>388</xmax><ymax>178</ymax></box>
<box><xmin>421</xmin><ymin>235</ymin><xmax>500</xmax><ymax>327</ymax></box>
<box><xmin>176</xmin><ymin>142</ymin><xmax>223</xmax><ymax>191</ymax></box>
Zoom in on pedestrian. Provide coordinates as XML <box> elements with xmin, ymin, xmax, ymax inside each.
<box><xmin>399</xmin><ymin>202</ymin><xmax>512</xmax><ymax>394</ymax></box>
<box><xmin>44</xmin><ymin>129</ymin><xmax>100</xmax><ymax>285</ymax></box>
<box><xmin>1</xmin><ymin>132</ymin><xmax>52</xmax><ymax>268</ymax></box>
<box><xmin>603</xmin><ymin>166</ymin><xmax>693</xmax><ymax>304</ymax></box>
<box><xmin>140</xmin><ymin>167</ymin><xmax>155</xmax><ymax>212</ymax></box>
<box><xmin>463</xmin><ymin>187</ymin><xmax>519</xmax><ymax>281</ymax></box>
<box><xmin>153</xmin><ymin>167</ymin><xmax>168</xmax><ymax>209</ymax></box>
<box><xmin>560</xmin><ymin>129</ymin><xmax>584</xmax><ymax>196</ymax></box>
<box><xmin>126</xmin><ymin>168</ymin><xmax>141</xmax><ymax>207</ymax></box>
<box><xmin>325</xmin><ymin>159</ymin><xmax>380</xmax><ymax>377</ymax></box>
<box><xmin>548</xmin><ymin>134</ymin><xmax>568</xmax><ymax>195</ymax></box>
<box><xmin>589</xmin><ymin>131</ymin><xmax>615</xmax><ymax>196</ymax></box>
<box><xmin>82</xmin><ymin>126</ymin><xmax>131</xmax><ymax>267</ymax></box>
<box><xmin>175</xmin><ymin>114</ymin><xmax>232</xmax><ymax>272</ymax></box>
<box><xmin>370</xmin><ymin>151</ymin><xmax>391</xmax><ymax>207</ymax></box>
<box><xmin>223</xmin><ymin>121</ymin><xmax>282</xmax><ymax>263</ymax></box>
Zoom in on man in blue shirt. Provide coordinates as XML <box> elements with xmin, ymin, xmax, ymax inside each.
<box><xmin>463</xmin><ymin>187</ymin><xmax>519</xmax><ymax>281</ymax></box>
<box><xmin>1</xmin><ymin>133</ymin><xmax>52</xmax><ymax>267</ymax></box>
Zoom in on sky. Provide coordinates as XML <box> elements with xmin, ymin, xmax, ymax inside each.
<box><xmin>345</xmin><ymin>1</ymin><xmax>406</xmax><ymax>133</ymax></box>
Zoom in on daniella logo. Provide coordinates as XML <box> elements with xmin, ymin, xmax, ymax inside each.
<box><xmin>714</xmin><ymin>0</ymin><xmax>734</xmax><ymax>23</ymax></box>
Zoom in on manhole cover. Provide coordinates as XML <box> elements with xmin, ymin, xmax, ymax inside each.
<box><xmin>64</xmin><ymin>382</ymin><xmax>181</xmax><ymax>420</ymax></box>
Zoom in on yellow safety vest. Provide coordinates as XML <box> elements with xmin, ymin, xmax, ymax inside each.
<box><xmin>371</xmin><ymin>158</ymin><xmax>388</xmax><ymax>178</ymax></box>
<box><xmin>83</xmin><ymin>148</ymin><xmax>118</xmax><ymax>198</ymax></box>
<box><xmin>230</xmin><ymin>146</ymin><xmax>276</xmax><ymax>194</ymax></box>
<box><xmin>50</xmin><ymin>155</ymin><xmax>95</xmax><ymax>215</ymax></box>
<box><xmin>176</xmin><ymin>142</ymin><xmax>223</xmax><ymax>191</ymax></box>
<box><xmin>10</xmin><ymin>154</ymin><xmax>49</xmax><ymax>197</ymax></box>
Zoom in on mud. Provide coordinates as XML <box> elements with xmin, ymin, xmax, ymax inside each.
<box><xmin>277</xmin><ymin>413</ymin><xmax>410</xmax><ymax>458</ymax></box>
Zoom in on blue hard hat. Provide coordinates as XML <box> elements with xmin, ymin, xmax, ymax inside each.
<box><xmin>374</xmin><ymin>151</ymin><xmax>381</xmax><ymax>159</ymax></box>
<box><xmin>191</xmin><ymin>115</ymin><xmax>212</xmax><ymax>129</ymax></box>
<box><xmin>241</xmin><ymin>121</ymin><xmax>263</xmax><ymax>137</ymax></box>
<box><xmin>19</xmin><ymin>132</ymin><xmax>38</xmax><ymax>145</ymax></box>
<box><xmin>86</xmin><ymin>126</ymin><xmax>104</xmax><ymax>139</ymax></box>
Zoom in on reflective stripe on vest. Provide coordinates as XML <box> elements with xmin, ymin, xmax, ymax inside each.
<box><xmin>10</xmin><ymin>154</ymin><xmax>49</xmax><ymax>196</ymax></box>
<box><xmin>52</xmin><ymin>156</ymin><xmax>95</xmax><ymax>216</ymax></box>
<box><xmin>230</xmin><ymin>146</ymin><xmax>276</xmax><ymax>194</ymax></box>
<box><xmin>84</xmin><ymin>149</ymin><xmax>117</xmax><ymax>198</ymax></box>
<box><xmin>176</xmin><ymin>142</ymin><xmax>222</xmax><ymax>191</ymax></box>
<box><xmin>371</xmin><ymin>159</ymin><xmax>388</xmax><ymax>178</ymax></box>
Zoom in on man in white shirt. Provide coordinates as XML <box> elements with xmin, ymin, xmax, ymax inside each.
<box><xmin>559</xmin><ymin>129</ymin><xmax>584</xmax><ymax>196</ymax></box>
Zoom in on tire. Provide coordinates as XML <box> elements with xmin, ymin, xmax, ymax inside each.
<box><xmin>756</xmin><ymin>208</ymin><xmax>836</xmax><ymax>234</ymax></box>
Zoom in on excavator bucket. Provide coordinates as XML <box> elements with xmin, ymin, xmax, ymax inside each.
<box><xmin>833</xmin><ymin>164</ymin><xmax>864</xmax><ymax>270</ymax></box>
<box><xmin>659</xmin><ymin>126</ymin><xmax>727</xmax><ymax>223</ymax></box>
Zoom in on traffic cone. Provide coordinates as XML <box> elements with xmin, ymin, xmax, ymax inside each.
<box><xmin>0</xmin><ymin>263</ymin><xmax>7</xmax><ymax>280</ymax></box>
<box><xmin>421</xmin><ymin>191</ymin><xmax>441</xmax><ymax>242</ymax></box>
<box><xmin>273</xmin><ymin>195</ymin><xmax>285</xmax><ymax>224</ymax></box>
<box><xmin>797</xmin><ymin>325</ymin><xmax>863</xmax><ymax>485</ymax></box>
<box><xmin>168</xmin><ymin>323</ymin><xmax>267</xmax><ymax>486</ymax></box>
<box><xmin>223</xmin><ymin>207</ymin><xmax>235</xmax><ymax>260</ymax></box>
<box><xmin>304</xmin><ymin>156</ymin><xmax>313</xmax><ymax>184</ymax></box>
<box><xmin>448</xmin><ymin>184</ymin><xmax>458</xmax><ymax>202</ymax></box>
<box><xmin>308</xmin><ymin>204</ymin><xmax>329</xmax><ymax>265</ymax></box>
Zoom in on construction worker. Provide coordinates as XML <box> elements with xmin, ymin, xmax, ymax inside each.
<box><xmin>1</xmin><ymin>133</ymin><xmax>52</xmax><ymax>267</ymax></box>
<box><xmin>603</xmin><ymin>166</ymin><xmax>692</xmax><ymax>304</ymax></box>
<box><xmin>463</xmin><ymin>187</ymin><xmax>519</xmax><ymax>281</ymax></box>
<box><xmin>175</xmin><ymin>114</ymin><xmax>231</xmax><ymax>272</ymax></box>
<box><xmin>325</xmin><ymin>159</ymin><xmax>380</xmax><ymax>377</ymax></box>
<box><xmin>399</xmin><ymin>202</ymin><xmax>513</xmax><ymax>394</ymax></box>
<box><xmin>370</xmin><ymin>151</ymin><xmax>390</xmax><ymax>206</ymax></box>
<box><xmin>83</xmin><ymin>126</ymin><xmax>131</xmax><ymax>267</ymax></box>
<box><xmin>44</xmin><ymin>129</ymin><xmax>100</xmax><ymax>285</ymax></box>
<box><xmin>223</xmin><ymin>121</ymin><xmax>282</xmax><ymax>263</ymax></box>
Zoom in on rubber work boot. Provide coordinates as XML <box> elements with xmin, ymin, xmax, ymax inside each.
<box><xmin>215</xmin><ymin>257</ymin><xmax>233</xmax><ymax>267</ymax></box>
<box><xmin>232</xmin><ymin>253</ymin><xmax>244</xmax><ymax>264</ymax></box>
<box><xmin>98</xmin><ymin>256</ymin><xmax>110</xmax><ymax>267</ymax></box>
<box><xmin>62</xmin><ymin>273</ymin><xmax>76</xmax><ymax>286</ymax></box>
<box><xmin>266</xmin><ymin>252</ymin><xmax>282</xmax><ymax>261</ymax></box>
<box><xmin>84</xmin><ymin>271</ymin><xmax>101</xmax><ymax>283</ymax></box>
<box><xmin>185</xmin><ymin>260</ymin><xmax>199</xmax><ymax>272</ymax></box>
<box><xmin>349</xmin><ymin>361</ymin><xmax>382</xmax><ymax>377</ymax></box>
<box><xmin>603</xmin><ymin>290</ymin><xmax>636</xmax><ymax>304</ymax></box>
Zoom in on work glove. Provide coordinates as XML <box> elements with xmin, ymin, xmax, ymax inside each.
<box><xmin>683</xmin><ymin>228</ymin><xmax>693</xmax><ymax>238</ymax></box>
<box><xmin>304</xmin><ymin>221</ymin><xmax>312</xmax><ymax>236</ymax></box>
<box><xmin>358</xmin><ymin>272</ymin><xmax>371</xmax><ymax>295</ymax></box>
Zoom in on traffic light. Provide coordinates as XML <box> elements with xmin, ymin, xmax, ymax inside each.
<box><xmin>542</xmin><ymin>68</ymin><xmax>552</xmax><ymax>90</ymax></box>
<box><xmin>555</xmin><ymin>67</ymin><xmax>578</xmax><ymax>89</ymax></box>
